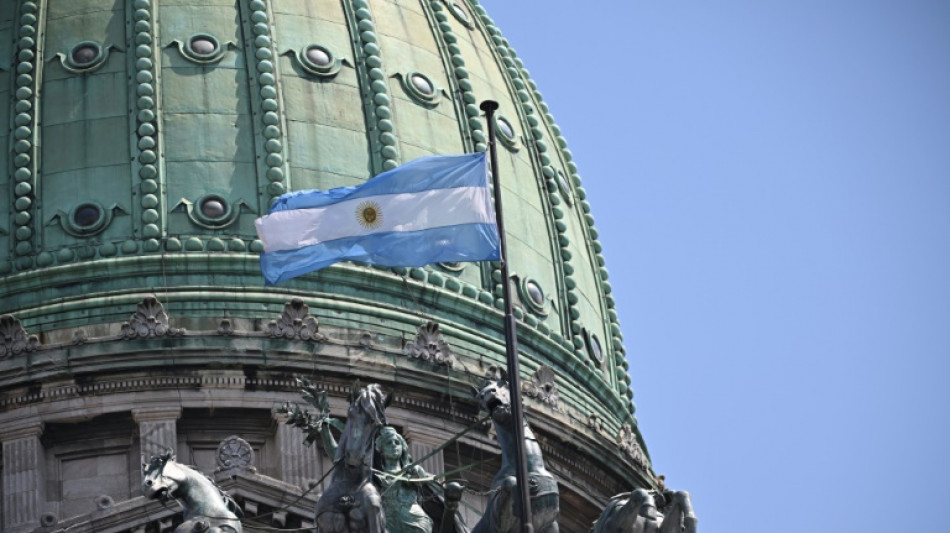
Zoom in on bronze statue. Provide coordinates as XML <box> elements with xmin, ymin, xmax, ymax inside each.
<box><xmin>312</xmin><ymin>382</ymin><xmax>390</xmax><ymax>533</ymax></box>
<box><xmin>590</xmin><ymin>488</ymin><xmax>697</xmax><ymax>533</ymax></box>
<box><xmin>373</xmin><ymin>426</ymin><xmax>435</xmax><ymax>532</ymax></box>
<box><xmin>471</xmin><ymin>375</ymin><xmax>559</xmax><ymax>533</ymax></box>
<box><xmin>142</xmin><ymin>451</ymin><xmax>243</xmax><ymax>533</ymax></box>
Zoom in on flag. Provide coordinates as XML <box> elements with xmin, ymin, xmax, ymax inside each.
<box><xmin>255</xmin><ymin>152</ymin><xmax>500</xmax><ymax>285</ymax></box>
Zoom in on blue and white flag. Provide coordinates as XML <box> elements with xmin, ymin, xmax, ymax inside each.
<box><xmin>255</xmin><ymin>152</ymin><xmax>500</xmax><ymax>285</ymax></box>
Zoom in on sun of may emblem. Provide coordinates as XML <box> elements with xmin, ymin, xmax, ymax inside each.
<box><xmin>356</xmin><ymin>200</ymin><xmax>383</xmax><ymax>229</ymax></box>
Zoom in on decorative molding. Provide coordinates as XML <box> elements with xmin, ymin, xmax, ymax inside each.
<box><xmin>168</xmin><ymin>35</ymin><xmax>233</xmax><ymax>65</ymax></box>
<box><xmin>266</xmin><ymin>298</ymin><xmax>325</xmax><ymax>341</ymax></box>
<box><xmin>72</xmin><ymin>329</ymin><xmax>88</xmax><ymax>345</ymax></box>
<box><xmin>346</xmin><ymin>0</ymin><xmax>400</xmax><ymax>172</ymax></box>
<box><xmin>287</xmin><ymin>44</ymin><xmax>348</xmax><ymax>78</ymax></box>
<box><xmin>218</xmin><ymin>319</ymin><xmax>235</xmax><ymax>336</ymax></box>
<box><xmin>94</xmin><ymin>495</ymin><xmax>115</xmax><ymax>511</ymax></box>
<box><xmin>171</xmin><ymin>197</ymin><xmax>252</xmax><ymax>229</ymax></box>
<box><xmin>217</xmin><ymin>435</ymin><xmax>256</xmax><ymax>473</ymax></box>
<box><xmin>403</xmin><ymin>321</ymin><xmax>456</xmax><ymax>367</ymax></box>
<box><xmin>0</xmin><ymin>420</ymin><xmax>44</xmax><ymax>441</ymax></box>
<box><xmin>131</xmin><ymin>0</ymin><xmax>163</xmax><ymax>252</ymax></box>
<box><xmin>132</xmin><ymin>407</ymin><xmax>182</xmax><ymax>424</ymax></box>
<box><xmin>587</xmin><ymin>412</ymin><xmax>604</xmax><ymax>433</ymax></box>
<box><xmin>522</xmin><ymin>365</ymin><xmax>559</xmax><ymax>409</ymax></box>
<box><xmin>618</xmin><ymin>423</ymin><xmax>649</xmax><ymax>469</ymax></box>
<box><xmin>121</xmin><ymin>297</ymin><xmax>184</xmax><ymax>338</ymax></box>
<box><xmin>51</xmin><ymin>41</ymin><xmax>117</xmax><ymax>74</ymax></box>
<box><xmin>47</xmin><ymin>203</ymin><xmax>129</xmax><ymax>237</ymax></box>
<box><xmin>244</xmin><ymin>0</ymin><xmax>291</xmax><ymax>206</ymax></box>
<box><xmin>11</xmin><ymin>0</ymin><xmax>42</xmax><ymax>269</ymax></box>
<box><xmin>0</xmin><ymin>314</ymin><xmax>39</xmax><ymax>358</ymax></box>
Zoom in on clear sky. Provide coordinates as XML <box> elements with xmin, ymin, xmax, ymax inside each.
<box><xmin>479</xmin><ymin>1</ymin><xmax>950</xmax><ymax>531</ymax></box>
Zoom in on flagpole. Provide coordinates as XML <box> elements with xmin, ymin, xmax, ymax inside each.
<box><xmin>480</xmin><ymin>99</ymin><xmax>534</xmax><ymax>533</ymax></box>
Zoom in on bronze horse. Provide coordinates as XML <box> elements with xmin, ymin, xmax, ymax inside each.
<box><xmin>142</xmin><ymin>451</ymin><xmax>243</xmax><ymax>533</ymax></box>
<box><xmin>472</xmin><ymin>375</ymin><xmax>559</xmax><ymax>533</ymax></box>
<box><xmin>590</xmin><ymin>489</ymin><xmax>697</xmax><ymax>533</ymax></box>
<box><xmin>315</xmin><ymin>383</ymin><xmax>391</xmax><ymax>533</ymax></box>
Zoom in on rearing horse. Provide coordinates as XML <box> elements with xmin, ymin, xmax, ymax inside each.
<box><xmin>315</xmin><ymin>382</ymin><xmax>391</xmax><ymax>533</ymax></box>
<box><xmin>142</xmin><ymin>451</ymin><xmax>243</xmax><ymax>533</ymax></box>
<box><xmin>472</xmin><ymin>375</ymin><xmax>559</xmax><ymax>533</ymax></box>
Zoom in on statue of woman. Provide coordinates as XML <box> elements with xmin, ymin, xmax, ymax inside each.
<box><xmin>319</xmin><ymin>422</ymin><xmax>433</xmax><ymax>533</ymax></box>
<box><xmin>374</xmin><ymin>426</ymin><xmax>434</xmax><ymax>533</ymax></box>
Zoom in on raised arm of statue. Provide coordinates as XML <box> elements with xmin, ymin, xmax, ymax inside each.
<box><xmin>319</xmin><ymin>417</ymin><xmax>345</xmax><ymax>458</ymax></box>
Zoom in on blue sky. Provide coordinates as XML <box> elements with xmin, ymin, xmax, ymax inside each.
<box><xmin>479</xmin><ymin>1</ymin><xmax>950</xmax><ymax>531</ymax></box>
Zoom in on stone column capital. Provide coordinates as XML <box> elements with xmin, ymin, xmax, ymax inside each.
<box><xmin>0</xmin><ymin>420</ymin><xmax>44</xmax><ymax>441</ymax></box>
<box><xmin>132</xmin><ymin>406</ymin><xmax>182</xmax><ymax>423</ymax></box>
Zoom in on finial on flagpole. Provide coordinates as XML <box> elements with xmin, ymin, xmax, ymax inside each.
<box><xmin>480</xmin><ymin>100</ymin><xmax>499</xmax><ymax>113</ymax></box>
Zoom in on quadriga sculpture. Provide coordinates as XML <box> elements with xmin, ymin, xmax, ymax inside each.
<box><xmin>281</xmin><ymin>379</ymin><xmax>467</xmax><ymax>533</ymax></box>
<box><xmin>471</xmin><ymin>373</ymin><xmax>559</xmax><ymax>533</ymax></box>
<box><xmin>590</xmin><ymin>488</ymin><xmax>697</xmax><ymax>533</ymax></box>
<box><xmin>142</xmin><ymin>451</ymin><xmax>244</xmax><ymax>533</ymax></box>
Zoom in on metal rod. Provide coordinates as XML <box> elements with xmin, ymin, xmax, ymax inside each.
<box><xmin>480</xmin><ymin>99</ymin><xmax>534</xmax><ymax>533</ymax></box>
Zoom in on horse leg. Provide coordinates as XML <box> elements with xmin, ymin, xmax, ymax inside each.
<box><xmin>658</xmin><ymin>491</ymin><xmax>697</xmax><ymax>533</ymax></box>
<box><xmin>472</xmin><ymin>476</ymin><xmax>517</xmax><ymax>533</ymax></box>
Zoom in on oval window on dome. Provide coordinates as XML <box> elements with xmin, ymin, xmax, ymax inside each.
<box><xmin>447</xmin><ymin>2</ymin><xmax>474</xmax><ymax>28</ymax></box>
<box><xmin>495</xmin><ymin>115</ymin><xmax>520</xmax><ymax>150</ymax></box>
<box><xmin>306</xmin><ymin>47</ymin><xmax>332</xmax><ymax>67</ymax></box>
<box><xmin>74</xmin><ymin>204</ymin><xmax>102</xmax><ymax>228</ymax></box>
<box><xmin>189</xmin><ymin>194</ymin><xmax>236</xmax><ymax>228</ymax></box>
<box><xmin>556</xmin><ymin>169</ymin><xmax>574</xmax><ymax>206</ymax></box>
<box><xmin>72</xmin><ymin>44</ymin><xmax>99</xmax><ymax>65</ymax></box>
<box><xmin>411</xmin><ymin>73</ymin><xmax>434</xmax><ymax>96</ymax></box>
<box><xmin>64</xmin><ymin>202</ymin><xmax>109</xmax><ymax>236</ymax></box>
<box><xmin>584</xmin><ymin>328</ymin><xmax>605</xmax><ymax>364</ymax></box>
<box><xmin>65</xmin><ymin>41</ymin><xmax>108</xmax><ymax>72</ymax></box>
<box><xmin>497</xmin><ymin>117</ymin><xmax>515</xmax><ymax>139</ymax></box>
<box><xmin>401</xmin><ymin>71</ymin><xmax>440</xmax><ymax>105</ymax></box>
<box><xmin>200</xmin><ymin>197</ymin><xmax>227</xmax><ymax>220</ymax></box>
<box><xmin>298</xmin><ymin>44</ymin><xmax>343</xmax><ymax>78</ymax></box>
<box><xmin>181</xmin><ymin>34</ymin><xmax>225</xmax><ymax>63</ymax></box>
<box><xmin>519</xmin><ymin>277</ymin><xmax>547</xmax><ymax>315</ymax></box>
<box><xmin>190</xmin><ymin>37</ymin><xmax>217</xmax><ymax>56</ymax></box>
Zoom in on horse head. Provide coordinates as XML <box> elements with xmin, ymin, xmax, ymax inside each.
<box><xmin>474</xmin><ymin>373</ymin><xmax>512</xmax><ymax>424</ymax></box>
<box><xmin>142</xmin><ymin>450</ymin><xmax>178</xmax><ymax>502</ymax></box>
<box><xmin>337</xmin><ymin>383</ymin><xmax>391</xmax><ymax>468</ymax></box>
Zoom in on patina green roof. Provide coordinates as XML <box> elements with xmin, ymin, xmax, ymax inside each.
<box><xmin>0</xmin><ymin>0</ymin><xmax>644</xmax><ymax>472</ymax></box>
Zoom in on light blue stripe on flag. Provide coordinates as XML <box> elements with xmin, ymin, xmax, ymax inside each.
<box><xmin>256</xmin><ymin>153</ymin><xmax>500</xmax><ymax>285</ymax></box>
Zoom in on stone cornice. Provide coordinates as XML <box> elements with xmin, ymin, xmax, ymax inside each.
<box><xmin>131</xmin><ymin>406</ymin><xmax>182</xmax><ymax>423</ymax></box>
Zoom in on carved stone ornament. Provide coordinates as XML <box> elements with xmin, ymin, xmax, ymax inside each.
<box><xmin>266</xmin><ymin>298</ymin><xmax>325</xmax><ymax>341</ymax></box>
<box><xmin>217</xmin><ymin>435</ymin><xmax>255</xmax><ymax>472</ymax></box>
<box><xmin>72</xmin><ymin>329</ymin><xmax>88</xmax><ymax>345</ymax></box>
<box><xmin>618</xmin><ymin>423</ymin><xmax>649</xmax><ymax>469</ymax></box>
<box><xmin>587</xmin><ymin>412</ymin><xmax>605</xmax><ymax>433</ymax></box>
<box><xmin>403</xmin><ymin>321</ymin><xmax>456</xmax><ymax>367</ymax></box>
<box><xmin>522</xmin><ymin>365</ymin><xmax>559</xmax><ymax>409</ymax></box>
<box><xmin>218</xmin><ymin>318</ymin><xmax>235</xmax><ymax>336</ymax></box>
<box><xmin>0</xmin><ymin>314</ymin><xmax>39</xmax><ymax>358</ymax></box>
<box><xmin>121</xmin><ymin>296</ymin><xmax>184</xmax><ymax>338</ymax></box>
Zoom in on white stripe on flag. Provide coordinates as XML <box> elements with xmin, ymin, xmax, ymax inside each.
<box><xmin>256</xmin><ymin>186</ymin><xmax>493</xmax><ymax>253</ymax></box>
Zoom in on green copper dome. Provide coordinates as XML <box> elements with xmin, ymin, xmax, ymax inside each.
<box><xmin>0</xmin><ymin>1</ymin><xmax>652</xmax><ymax>530</ymax></box>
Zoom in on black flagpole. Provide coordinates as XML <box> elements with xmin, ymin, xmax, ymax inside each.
<box><xmin>480</xmin><ymin>100</ymin><xmax>534</xmax><ymax>533</ymax></box>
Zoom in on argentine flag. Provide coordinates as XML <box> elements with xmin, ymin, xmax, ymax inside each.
<box><xmin>255</xmin><ymin>153</ymin><xmax>500</xmax><ymax>285</ymax></box>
